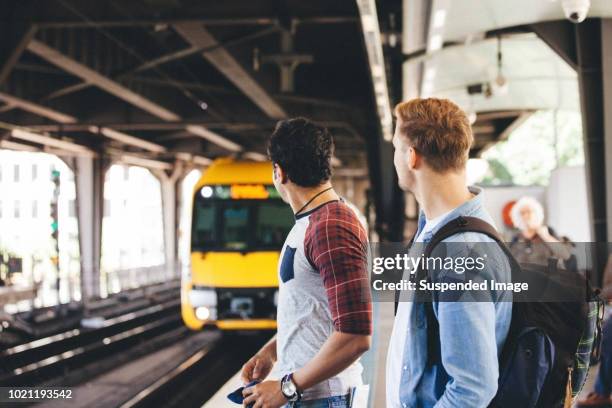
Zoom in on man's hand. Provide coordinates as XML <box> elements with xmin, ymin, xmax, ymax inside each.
<box><xmin>242</xmin><ymin>380</ymin><xmax>286</xmax><ymax>408</ymax></box>
<box><xmin>241</xmin><ymin>349</ymin><xmax>275</xmax><ymax>384</ymax></box>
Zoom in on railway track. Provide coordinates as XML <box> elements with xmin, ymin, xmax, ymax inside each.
<box><xmin>0</xmin><ymin>299</ymin><xmax>181</xmax><ymax>386</ymax></box>
<box><xmin>121</xmin><ymin>332</ymin><xmax>272</xmax><ymax>408</ymax></box>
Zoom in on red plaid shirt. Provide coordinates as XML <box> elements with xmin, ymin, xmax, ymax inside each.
<box><xmin>304</xmin><ymin>201</ymin><xmax>372</xmax><ymax>335</ymax></box>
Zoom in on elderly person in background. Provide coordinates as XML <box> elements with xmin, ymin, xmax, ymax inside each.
<box><xmin>509</xmin><ymin>196</ymin><xmax>574</xmax><ymax>267</ymax></box>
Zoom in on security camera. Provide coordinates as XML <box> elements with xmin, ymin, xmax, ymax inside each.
<box><xmin>561</xmin><ymin>0</ymin><xmax>590</xmax><ymax>23</ymax></box>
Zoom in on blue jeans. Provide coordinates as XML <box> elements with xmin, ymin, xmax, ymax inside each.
<box><xmin>284</xmin><ymin>393</ymin><xmax>352</xmax><ymax>408</ymax></box>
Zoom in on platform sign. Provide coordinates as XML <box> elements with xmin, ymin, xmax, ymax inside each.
<box><xmin>200</xmin><ymin>185</ymin><xmax>280</xmax><ymax>200</ymax></box>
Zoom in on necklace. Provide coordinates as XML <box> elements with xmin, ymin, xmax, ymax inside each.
<box><xmin>295</xmin><ymin>187</ymin><xmax>334</xmax><ymax>216</ymax></box>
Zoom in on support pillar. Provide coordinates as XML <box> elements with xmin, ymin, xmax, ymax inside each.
<box><xmin>74</xmin><ymin>156</ymin><xmax>106</xmax><ymax>304</ymax></box>
<box><xmin>153</xmin><ymin>162</ymin><xmax>185</xmax><ymax>280</ymax></box>
<box><xmin>533</xmin><ymin>18</ymin><xmax>612</xmax><ymax>283</ymax></box>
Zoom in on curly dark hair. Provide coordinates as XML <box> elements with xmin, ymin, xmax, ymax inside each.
<box><xmin>267</xmin><ymin>117</ymin><xmax>334</xmax><ymax>187</ymax></box>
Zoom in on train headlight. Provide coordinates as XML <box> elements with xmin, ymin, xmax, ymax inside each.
<box><xmin>189</xmin><ymin>288</ymin><xmax>217</xmax><ymax>308</ymax></box>
<box><xmin>195</xmin><ymin>306</ymin><xmax>210</xmax><ymax>321</ymax></box>
<box><xmin>200</xmin><ymin>186</ymin><xmax>213</xmax><ymax>198</ymax></box>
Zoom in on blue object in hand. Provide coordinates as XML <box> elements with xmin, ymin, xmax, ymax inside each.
<box><xmin>227</xmin><ymin>380</ymin><xmax>260</xmax><ymax>406</ymax></box>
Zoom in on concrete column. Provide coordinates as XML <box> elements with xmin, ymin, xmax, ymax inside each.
<box><xmin>153</xmin><ymin>162</ymin><xmax>184</xmax><ymax>279</ymax></box>
<box><xmin>601</xmin><ymin>20</ymin><xmax>612</xmax><ymax>242</ymax></box>
<box><xmin>74</xmin><ymin>156</ymin><xmax>106</xmax><ymax>304</ymax></box>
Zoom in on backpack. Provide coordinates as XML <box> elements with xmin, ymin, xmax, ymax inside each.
<box><xmin>411</xmin><ymin>216</ymin><xmax>604</xmax><ymax>408</ymax></box>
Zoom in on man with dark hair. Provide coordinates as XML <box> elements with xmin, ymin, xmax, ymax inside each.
<box><xmin>241</xmin><ymin>117</ymin><xmax>372</xmax><ymax>408</ymax></box>
<box><xmin>386</xmin><ymin>98</ymin><xmax>512</xmax><ymax>407</ymax></box>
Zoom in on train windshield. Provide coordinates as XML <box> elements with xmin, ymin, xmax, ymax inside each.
<box><xmin>191</xmin><ymin>197</ymin><xmax>294</xmax><ymax>252</ymax></box>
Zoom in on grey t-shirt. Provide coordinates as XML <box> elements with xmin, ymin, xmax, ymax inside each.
<box><xmin>273</xmin><ymin>201</ymin><xmax>372</xmax><ymax>400</ymax></box>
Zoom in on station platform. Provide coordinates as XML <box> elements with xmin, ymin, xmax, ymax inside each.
<box><xmin>203</xmin><ymin>302</ymin><xmax>395</xmax><ymax>407</ymax></box>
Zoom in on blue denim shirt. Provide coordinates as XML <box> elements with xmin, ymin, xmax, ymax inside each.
<box><xmin>395</xmin><ymin>187</ymin><xmax>512</xmax><ymax>408</ymax></box>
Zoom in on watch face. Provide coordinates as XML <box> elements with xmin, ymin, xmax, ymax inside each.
<box><xmin>282</xmin><ymin>380</ymin><xmax>296</xmax><ymax>397</ymax></box>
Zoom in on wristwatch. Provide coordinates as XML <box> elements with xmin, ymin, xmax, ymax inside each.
<box><xmin>280</xmin><ymin>373</ymin><xmax>302</xmax><ymax>402</ymax></box>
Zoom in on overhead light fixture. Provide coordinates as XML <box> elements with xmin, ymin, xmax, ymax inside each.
<box><xmin>356</xmin><ymin>0</ymin><xmax>393</xmax><ymax>141</ymax></box>
<box><xmin>11</xmin><ymin>128</ymin><xmax>94</xmax><ymax>155</ymax></box>
<box><xmin>493</xmin><ymin>74</ymin><xmax>509</xmax><ymax>96</ymax></box>
<box><xmin>185</xmin><ymin>125</ymin><xmax>242</xmax><ymax>152</ymax></box>
<box><xmin>492</xmin><ymin>36</ymin><xmax>509</xmax><ymax>96</ymax></box>
<box><xmin>89</xmin><ymin>126</ymin><xmax>166</xmax><ymax>153</ymax></box>
<box><xmin>120</xmin><ymin>155</ymin><xmax>172</xmax><ymax>170</ymax></box>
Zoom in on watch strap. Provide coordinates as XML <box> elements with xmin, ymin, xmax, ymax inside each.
<box><xmin>281</xmin><ymin>373</ymin><xmax>302</xmax><ymax>402</ymax></box>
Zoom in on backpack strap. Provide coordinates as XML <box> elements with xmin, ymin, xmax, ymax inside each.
<box><xmin>394</xmin><ymin>234</ymin><xmax>416</xmax><ymax>315</ymax></box>
<box><xmin>419</xmin><ymin>216</ymin><xmax>518</xmax><ymax>363</ymax></box>
<box><xmin>394</xmin><ymin>216</ymin><xmax>515</xmax><ymax>315</ymax></box>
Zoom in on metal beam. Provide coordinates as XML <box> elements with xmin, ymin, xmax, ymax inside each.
<box><xmin>26</xmin><ymin>40</ymin><xmax>242</xmax><ymax>152</ymax></box>
<box><xmin>36</xmin><ymin>16</ymin><xmax>357</xmax><ymax>29</ymax></box>
<box><xmin>173</xmin><ymin>22</ymin><xmax>287</xmax><ymax>119</ymax></box>
<box><xmin>0</xmin><ymin>92</ymin><xmax>77</xmax><ymax>123</ymax></box>
<box><xmin>43</xmin><ymin>26</ymin><xmax>280</xmax><ymax>102</ymax></box>
<box><xmin>531</xmin><ymin>21</ymin><xmax>578</xmax><ymax>70</ymax></box>
<box><xmin>575</xmin><ymin>20</ymin><xmax>609</xmax><ymax>246</ymax></box>
<box><xmin>0</xmin><ymin>2</ymin><xmax>37</xmax><ymax>87</ymax></box>
<box><xmin>27</xmin><ymin>40</ymin><xmax>181</xmax><ymax>122</ymax></box>
<box><xmin>24</xmin><ymin>120</ymin><xmax>361</xmax><ymax>133</ymax></box>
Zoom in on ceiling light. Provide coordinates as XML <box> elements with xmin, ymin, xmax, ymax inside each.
<box><xmin>493</xmin><ymin>74</ymin><xmax>509</xmax><ymax>96</ymax></box>
<box><xmin>357</xmin><ymin>0</ymin><xmax>393</xmax><ymax>143</ymax></box>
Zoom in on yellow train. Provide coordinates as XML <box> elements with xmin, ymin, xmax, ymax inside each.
<box><xmin>181</xmin><ymin>158</ymin><xmax>294</xmax><ymax>331</ymax></box>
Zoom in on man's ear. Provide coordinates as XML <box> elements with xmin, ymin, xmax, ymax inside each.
<box><xmin>408</xmin><ymin>146</ymin><xmax>420</xmax><ymax>170</ymax></box>
<box><xmin>275</xmin><ymin>165</ymin><xmax>288</xmax><ymax>184</ymax></box>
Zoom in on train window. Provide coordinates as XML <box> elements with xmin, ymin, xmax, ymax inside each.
<box><xmin>191</xmin><ymin>195</ymin><xmax>294</xmax><ymax>252</ymax></box>
<box><xmin>254</xmin><ymin>201</ymin><xmax>293</xmax><ymax>249</ymax></box>
<box><xmin>192</xmin><ymin>202</ymin><xmax>219</xmax><ymax>249</ymax></box>
<box><xmin>222</xmin><ymin>204</ymin><xmax>249</xmax><ymax>250</ymax></box>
